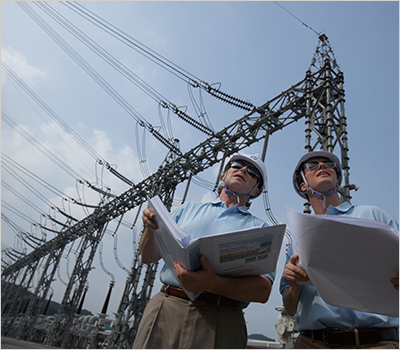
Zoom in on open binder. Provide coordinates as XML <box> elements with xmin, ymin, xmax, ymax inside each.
<box><xmin>148</xmin><ymin>195</ymin><xmax>286</xmax><ymax>300</ymax></box>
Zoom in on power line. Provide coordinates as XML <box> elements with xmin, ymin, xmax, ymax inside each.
<box><xmin>17</xmin><ymin>2</ymin><xmax>182</xmax><ymax>157</ymax></box>
<box><xmin>2</xmin><ymin>109</ymin><xmax>117</xmax><ymax>204</ymax></box>
<box><xmin>1</xmin><ymin>62</ymin><xmax>102</xmax><ymax>177</ymax></box>
<box><xmin>35</xmin><ymin>1</ymin><xmax>214</xmax><ymax>137</ymax></box>
<box><xmin>62</xmin><ymin>1</ymin><xmax>254</xmax><ymax>112</ymax></box>
<box><xmin>273</xmin><ymin>2</ymin><xmax>320</xmax><ymax>36</ymax></box>
<box><xmin>2</xmin><ymin>58</ymin><xmax>134</xmax><ymax>188</ymax></box>
<box><xmin>2</xmin><ymin>109</ymin><xmax>90</xmax><ymax>182</ymax></box>
<box><xmin>2</xmin><ymin>153</ymin><xmax>76</xmax><ymax>204</ymax></box>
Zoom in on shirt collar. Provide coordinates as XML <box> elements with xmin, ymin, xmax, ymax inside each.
<box><xmin>327</xmin><ymin>201</ymin><xmax>354</xmax><ymax>215</ymax></box>
<box><xmin>211</xmin><ymin>199</ymin><xmax>249</xmax><ymax>213</ymax></box>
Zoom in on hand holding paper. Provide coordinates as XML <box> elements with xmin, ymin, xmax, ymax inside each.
<box><xmin>283</xmin><ymin>254</ymin><xmax>309</xmax><ymax>289</ymax></box>
<box><xmin>143</xmin><ymin>205</ymin><xmax>158</xmax><ymax>231</ymax></box>
<box><xmin>174</xmin><ymin>255</ymin><xmax>215</xmax><ymax>293</ymax></box>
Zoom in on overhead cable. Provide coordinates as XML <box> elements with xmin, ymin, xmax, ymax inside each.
<box><xmin>2</xmin><ymin>181</ymin><xmax>47</xmax><ymax>218</ymax></box>
<box><xmin>113</xmin><ymin>233</ymin><xmax>130</xmax><ymax>275</ymax></box>
<box><xmin>273</xmin><ymin>1</ymin><xmax>320</xmax><ymax>36</ymax></box>
<box><xmin>2</xmin><ymin>212</ymin><xmax>48</xmax><ymax>250</ymax></box>
<box><xmin>2</xmin><ymin>153</ymin><xmax>95</xmax><ymax>213</ymax></box>
<box><xmin>2</xmin><ymin>109</ymin><xmax>116</xmax><ymax>200</ymax></box>
<box><xmin>62</xmin><ymin>1</ymin><xmax>254</xmax><ymax>112</ymax></box>
<box><xmin>192</xmin><ymin>175</ymin><xmax>215</xmax><ymax>192</ymax></box>
<box><xmin>37</xmin><ymin>1</ymin><xmax>213</xmax><ymax>136</ymax></box>
<box><xmin>2</xmin><ymin>108</ymin><xmax>83</xmax><ymax>181</ymax></box>
<box><xmin>3</xmin><ymin>61</ymin><xmax>134</xmax><ymax>188</ymax></box>
<box><xmin>2</xmin><ymin>164</ymin><xmax>57</xmax><ymax>211</ymax></box>
<box><xmin>187</xmin><ymin>83</ymin><xmax>215</xmax><ymax>133</ymax></box>
<box><xmin>99</xmin><ymin>240</ymin><xmax>116</xmax><ymax>283</ymax></box>
<box><xmin>3</xmin><ymin>153</ymin><xmax>72</xmax><ymax>201</ymax></box>
<box><xmin>135</xmin><ymin>123</ymin><xmax>151</xmax><ymax>179</ymax></box>
<box><xmin>17</xmin><ymin>2</ymin><xmax>182</xmax><ymax>157</ymax></box>
<box><xmin>1</xmin><ymin>62</ymin><xmax>100</xmax><ymax>179</ymax></box>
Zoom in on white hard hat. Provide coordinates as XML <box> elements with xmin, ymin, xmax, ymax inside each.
<box><xmin>224</xmin><ymin>154</ymin><xmax>266</xmax><ymax>199</ymax></box>
<box><xmin>293</xmin><ymin>150</ymin><xmax>342</xmax><ymax>199</ymax></box>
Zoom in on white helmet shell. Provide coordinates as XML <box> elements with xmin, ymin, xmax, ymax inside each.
<box><xmin>293</xmin><ymin>150</ymin><xmax>342</xmax><ymax>199</ymax></box>
<box><xmin>224</xmin><ymin>153</ymin><xmax>266</xmax><ymax>199</ymax></box>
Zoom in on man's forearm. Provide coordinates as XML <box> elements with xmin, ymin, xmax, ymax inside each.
<box><xmin>139</xmin><ymin>227</ymin><xmax>161</xmax><ymax>264</ymax></box>
<box><xmin>282</xmin><ymin>286</ymin><xmax>302</xmax><ymax>316</ymax></box>
<box><xmin>211</xmin><ymin>275</ymin><xmax>273</xmax><ymax>303</ymax></box>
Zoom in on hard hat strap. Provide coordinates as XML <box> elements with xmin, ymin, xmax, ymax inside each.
<box><xmin>300</xmin><ymin>170</ymin><xmax>339</xmax><ymax>211</ymax></box>
<box><xmin>222</xmin><ymin>170</ymin><xmax>260</xmax><ymax>200</ymax></box>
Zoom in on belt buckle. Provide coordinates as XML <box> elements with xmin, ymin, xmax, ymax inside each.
<box><xmin>322</xmin><ymin>328</ymin><xmax>344</xmax><ymax>347</ymax></box>
<box><xmin>163</xmin><ymin>284</ymin><xmax>170</xmax><ymax>296</ymax></box>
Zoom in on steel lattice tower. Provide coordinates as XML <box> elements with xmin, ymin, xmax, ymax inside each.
<box><xmin>1</xmin><ymin>34</ymin><xmax>356</xmax><ymax>348</ymax></box>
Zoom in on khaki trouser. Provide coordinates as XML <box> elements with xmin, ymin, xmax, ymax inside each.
<box><xmin>133</xmin><ymin>292</ymin><xmax>247</xmax><ymax>349</ymax></box>
<box><xmin>295</xmin><ymin>334</ymin><xmax>399</xmax><ymax>349</ymax></box>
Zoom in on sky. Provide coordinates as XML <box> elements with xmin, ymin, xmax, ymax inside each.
<box><xmin>1</xmin><ymin>1</ymin><xmax>399</xmax><ymax>340</ymax></box>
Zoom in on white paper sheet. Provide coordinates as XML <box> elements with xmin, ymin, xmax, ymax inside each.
<box><xmin>285</xmin><ymin>206</ymin><xmax>399</xmax><ymax>317</ymax></box>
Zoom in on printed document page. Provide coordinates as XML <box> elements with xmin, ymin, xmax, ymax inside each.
<box><xmin>190</xmin><ymin>225</ymin><xmax>285</xmax><ymax>277</ymax></box>
<box><xmin>285</xmin><ymin>206</ymin><xmax>399</xmax><ymax>317</ymax></box>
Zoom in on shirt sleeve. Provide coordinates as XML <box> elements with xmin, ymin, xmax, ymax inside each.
<box><xmin>279</xmin><ymin>243</ymin><xmax>294</xmax><ymax>295</ymax></box>
<box><xmin>266</xmin><ymin>271</ymin><xmax>275</xmax><ymax>282</ymax></box>
<box><xmin>170</xmin><ymin>201</ymin><xmax>189</xmax><ymax>224</ymax></box>
<box><xmin>371</xmin><ymin>206</ymin><xmax>399</xmax><ymax>231</ymax></box>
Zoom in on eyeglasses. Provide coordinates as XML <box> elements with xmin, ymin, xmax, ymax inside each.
<box><xmin>230</xmin><ymin>161</ymin><xmax>261</xmax><ymax>179</ymax></box>
<box><xmin>304</xmin><ymin>160</ymin><xmax>336</xmax><ymax>171</ymax></box>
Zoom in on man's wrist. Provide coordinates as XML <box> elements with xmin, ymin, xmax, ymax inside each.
<box><xmin>290</xmin><ymin>283</ymin><xmax>304</xmax><ymax>294</ymax></box>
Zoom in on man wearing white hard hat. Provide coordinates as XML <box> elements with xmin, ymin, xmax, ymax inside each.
<box><xmin>134</xmin><ymin>154</ymin><xmax>274</xmax><ymax>349</ymax></box>
<box><xmin>279</xmin><ymin>150</ymin><xmax>399</xmax><ymax>349</ymax></box>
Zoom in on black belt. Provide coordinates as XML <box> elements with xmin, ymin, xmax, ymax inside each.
<box><xmin>161</xmin><ymin>284</ymin><xmax>241</xmax><ymax>307</ymax></box>
<box><xmin>301</xmin><ymin>327</ymin><xmax>399</xmax><ymax>347</ymax></box>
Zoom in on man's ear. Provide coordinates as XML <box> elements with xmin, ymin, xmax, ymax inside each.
<box><xmin>221</xmin><ymin>172</ymin><xmax>227</xmax><ymax>182</ymax></box>
<box><xmin>252</xmin><ymin>187</ymin><xmax>260</xmax><ymax>197</ymax></box>
<box><xmin>300</xmin><ymin>182</ymin><xmax>307</xmax><ymax>192</ymax></box>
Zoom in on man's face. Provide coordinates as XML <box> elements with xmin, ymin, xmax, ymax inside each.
<box><xmin>224</xmin><ymin>161</ymin><xmax>260</xmax><ymax>196</ymax></box>
<box><xmin>300</xmin><ymin>157</ymin><xmax>337</xmax><ymax>193</ymax></box>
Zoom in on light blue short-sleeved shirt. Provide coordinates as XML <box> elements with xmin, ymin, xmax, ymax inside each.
<box><xmin>279</xmin><ymin>202</ymin><xmax>399</xmax><ymax>330</ymax></box>
<box><xmin>159</xmin><ymin>200</ymin><xmax>274</xmax><ymax>303</ymax></box>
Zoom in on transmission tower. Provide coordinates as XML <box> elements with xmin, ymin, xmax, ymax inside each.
<box><xmin>14</xmin><ymin>245</ymin><xmax>64</xmax><ymax>341</ymax></box>
<box><xmin>302</xmin><ymin>33</ymin><xmax>350</xmax><ymax>210</ymax></box>
<box><xmin>1</xmin><ymin>34</ymin><xmax>356</xmax><ymax>348</ymax></box>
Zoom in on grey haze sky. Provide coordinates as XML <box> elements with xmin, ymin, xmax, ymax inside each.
<box><xmin>1</xmin><ymin>1</ymin><xmax>398</xmax><ymax>338</ymax></box>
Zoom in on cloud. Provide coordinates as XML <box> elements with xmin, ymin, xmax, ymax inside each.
<box><xmin>1</xmin><ymin>46</ymin><xmax>46</xmax><ymax>86</ymax></box>
<box><xmin>201</xmin><ymin>191</ymin><xmax>217</xmax><ymax>203</ymax></box>
<box><xmin>2</xmin><ymin>117</ymin><xmax>143</xmax><ymax>230</ymax></box>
